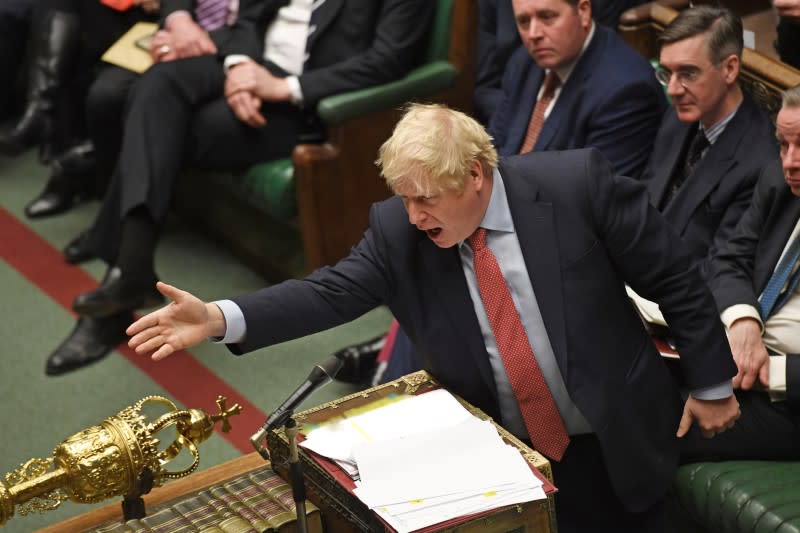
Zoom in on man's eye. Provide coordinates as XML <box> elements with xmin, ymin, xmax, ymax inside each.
<box><xmin>678</xmin><ymin>68</ymin><xmax>700</xmax><ymax>82</ymax></box>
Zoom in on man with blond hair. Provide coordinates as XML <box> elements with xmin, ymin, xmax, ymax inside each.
<box><xmin>126</xmin><ymin>103</ymin><xmax>739</xmax><ymax>532</ymax></box>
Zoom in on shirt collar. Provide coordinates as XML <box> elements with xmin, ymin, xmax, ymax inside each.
<box><xmin>552</xmin><ymin>21</ymin><xmax>595</xmax><ymax>84</ymax></box>
<box><xmin>698</xmin><ymin>103</ymin><xmax>740</xmax><ymax>146</ymax></box>
<box><xmin>460</xmin><ymin>168</ymin><xmax>514</xmax><ymax>251</ymax></box>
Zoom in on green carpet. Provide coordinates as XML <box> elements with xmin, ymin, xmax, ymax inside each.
<box><xmin>0</xmin><ymin>150</ymin><xmax>391</xmax><ymax>532</ymax></box>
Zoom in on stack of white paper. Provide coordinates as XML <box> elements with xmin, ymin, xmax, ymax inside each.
<box><xmin>300</xmin><ymin>389</ymin><xmax>546</xmax><ymax>532</ymax></box>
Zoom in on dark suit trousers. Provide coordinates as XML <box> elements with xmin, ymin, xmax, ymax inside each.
<box><xmin>0</xmin><ymin>0</ymin><xmax>32</xmax><ymax>117</ymax></box>
<box><xmin>679</xmin><ymin>389</ymin><xmax>800</xmax><ymax>463</ymax></box>
<box><xmin>85</xmin><ymin>55</ymin><xmax>304</xmax><ymax>264</ymax></box>
<box><xmin>550</xmin><ymin>435</ymin><xmax>665</xmax><ymax>533</ymax></box>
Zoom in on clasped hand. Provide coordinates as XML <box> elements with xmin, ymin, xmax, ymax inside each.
<box><xmin>224</xmin><ymin>60</ymin><xmax>293</xmax><ymax>127</ymax></box>
<box><xmin>151</xmin><ymin>13</ymin><xmax>217</xmax><ymax>62</ymax></box>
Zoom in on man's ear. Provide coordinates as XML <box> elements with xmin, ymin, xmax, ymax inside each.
<box><xmin>471</xmin><ymin>160</ymin><xmax>487</xmax><ymax>191</ymax></box>
<box><xmin>722</xmin><ymin>54</ymin><xmax>740</xmax><ymax>85</ymax></box>
<box><xmin>578</xmin><ymin>0</ymin><xmax>592</xmax><ymax>30</ymax></box>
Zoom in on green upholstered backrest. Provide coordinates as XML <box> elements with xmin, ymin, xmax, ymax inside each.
<box><xmin>242</xmin><ymin>0</ymin><xmax>456</xmax><ymax>221</ymax></box>
<box><xmin>675</xmin><ymin>461</ymin><xmax>800</xmax><ymax>533</ymax></box>
<box><xmin>425</xmin><ymin>0</ymin><xmax>453</xmax><ymax>63</ymax></box>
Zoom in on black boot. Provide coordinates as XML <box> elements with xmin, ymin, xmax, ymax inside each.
<box><xmin>0</xmin><ymin>11</ymin><xmax>79</xmax><ymax>158</ymax></box>
<box><xmin>25</xmin><ymin>140</ymin><xmax>97</xmax><ymax>218</ymax></box>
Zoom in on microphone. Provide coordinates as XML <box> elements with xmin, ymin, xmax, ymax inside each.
<box><xmin>250</xmin><ymin>354</ymin><xmax>344</xmax><ymax>455</ymax></box>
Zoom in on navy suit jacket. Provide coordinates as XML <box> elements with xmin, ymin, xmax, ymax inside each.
<box><xmin>709</xmin><ymin>162</ymin><xmax>800</xmax><ymax>408</ymax></box>
<box><xmin>642</xmin><ymin>95</ymin><xmax>778</xmax><ymax>275</ymax></box>
<box><xmin>162</xmin><ymin>0</ymin><xmax>432</xmax><ymax>106</ymax></box>
<box><xmin>489</xmin><ymin>24</ymin><xmax>666</xmax><ymax>178</ymax></box>
<box><xmin>229</xmin><ymin>148</ymin><xmax>735</xmax><ymax>511</ymax></box>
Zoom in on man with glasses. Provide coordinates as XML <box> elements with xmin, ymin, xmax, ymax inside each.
<box><xmin>641</xmin><ymin>5</ymin><xmax>777</xmax><ymax>277</ymax></box>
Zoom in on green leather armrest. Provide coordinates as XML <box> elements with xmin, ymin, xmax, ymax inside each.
<box><xmin>317</xmin><ymin>60</ymin><xmax>458</xmax><ymax>125</ymax></box>
<box><xmin>238</xmin><ymin>158</ymin><xmax>297</xmax><ymax>220</ymax></box>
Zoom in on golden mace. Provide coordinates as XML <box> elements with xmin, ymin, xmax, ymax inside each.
<box><xmin>0</xmin><ymin>394</ymin><xmax>241</xmax><ymax>526</ymax></box>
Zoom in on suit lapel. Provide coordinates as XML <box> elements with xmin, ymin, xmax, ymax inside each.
<box><xmin>306</xmin><ymin>0</ymin><xmax>342</xmax><ymax>50</ymax></box>
<box><xmin>664</xmin><ymin>100</ymin><xmax>754</xmax><ymax>228</ymax></box>
<box><xmin>419</xmin><ymin>239</ymin><xmax>499</xmax><ymax>399</ymax></box>
<box><xmin>502</xmin><ymin>164</ymin><xmax>569</xmax><ymax>376</ymax></box>
<box><xmin>534</xmin><ymin>26</ymin><xmax>604</xmax><ymax>152</ymax></box>
<box><xmin>647</xmin><ymin>116</ymin><xmax>692</xmax><ymax>206</ymax></box>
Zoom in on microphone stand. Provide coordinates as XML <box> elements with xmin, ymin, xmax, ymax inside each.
<box><xmin>284</xmin><ymin>417</ymin><xmax>308</xmax><ymax>533</ymax></box>
<box><xmin>250</xmin><ymin>416</ymin><xmax>308</xmax><ymax>533</ymax></box>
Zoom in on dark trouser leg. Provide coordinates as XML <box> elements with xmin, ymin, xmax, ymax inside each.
<box><xmin>0</xmin><ymin>0</ymin><xmax>32</xmax><ymax>119</ymax></box>
<box><xmin>679</xmin><ymin>390</ymin><xmax>800</xmax><ymax>463</ymax></box>
<box><xmin>0</xmin><ymin>7</ymin><xmax>80</xmax><ymax>158</ymax></box>
<box><xmin>81</xmin><ymin>55</ymin><xmax>302</xmax><ymax>286</ymax></box>
<box><xmin>86</xmin><ymin>65</ymin><xmax>140</xmax><ymax>193</ymax></box>
<box><xmin>551</xmin><ymin>435</ymin><xmax>665</xmax><ymax>533</ymax></box>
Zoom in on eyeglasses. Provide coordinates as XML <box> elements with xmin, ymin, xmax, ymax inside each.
<box><xmin>654</xmin><ymin>66</ymin><xmax>703</xmax><ymax>88</ymax></box>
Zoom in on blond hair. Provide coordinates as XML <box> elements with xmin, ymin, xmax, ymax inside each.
<box><xmin>377</xmin><ymin>103</ymin><xmax>498</xmax><ymax>196</ymax></box>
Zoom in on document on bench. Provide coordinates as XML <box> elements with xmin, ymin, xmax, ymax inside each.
<box><xmin>300</xmin><ymin>389</ymin><xmax>546</xmax><ymax>533</ymax></box>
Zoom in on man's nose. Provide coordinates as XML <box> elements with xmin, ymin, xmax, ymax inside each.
<box><xmin>784</xmin><ymin>143</ymin><xmax>800</xmax><ymax>170</ymax></box>
<box><xmin>526</xmin><ymin>20</ymin><xmax>543</xmax><ymax>41</ymax></box>
<box><xmin>406</xmin><ymin>201</ymin><xmax>424</xmax><ymax>224</ymax></box>
<box><xmin>666</xmin><ymin>74</ymin><xmax>685</xmax><ymax>97</ymax></box>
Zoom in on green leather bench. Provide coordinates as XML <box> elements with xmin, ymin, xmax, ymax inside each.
<box><xmin>674</xmin><ymin>462</ymin><xmax>800</xmax><ymax>532</ymax></box>
<box><xmin>621</xmin><ymin>4</ymin><xmax>800</xmax><ymax>532</ymax></box>
<box><xmin>175</xmin><ymin>0</ymin><xmax>477</xmax><ymax>281</ymax></box>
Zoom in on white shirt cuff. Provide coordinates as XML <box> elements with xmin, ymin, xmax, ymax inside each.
<box><xmin>691</xmin><ymin>380</ymin><xmax>734</xmax><ymax>400</ymax></box>
<box><xmin>769</xmin><ymin>354</ymin><xmax>787</xmax><ymax>392</ymax></box>
<box><xmin>224</xmin><ymin>54</ymin><xmax>252</xmax><ymax>74</ymax></box>
<box><xmin>286</xmin><ymin>76</ymin><xmax>303</xmax><ymax>105</ymax></box>
<box><xmin>209</xmin><ymin>299</ymin><xmax>246</xmax><ymax>344</ymax></box>
<box><xmin>720</xmin><ymin>304</ymin><xmax>763</xmax><ymax>331</ymax></box>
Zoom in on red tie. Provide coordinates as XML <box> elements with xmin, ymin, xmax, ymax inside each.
<box><xmin>469</xmin><ymin>227</ymin><xmax>570</xmax><ymax>460</ymax></box>
<box><xmin>519</xmin><ymin>71</ymin><xmax>560</xmax><ymax>154</ymax></box>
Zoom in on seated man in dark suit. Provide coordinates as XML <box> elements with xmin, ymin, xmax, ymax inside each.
<box><xmin>474</xmin><ymin>0</ymin><xmax>648</xmax><ymax>124</ymax></box>
<box><xmin>44</xmin><ymin>0</ymin><xmax>434</xmax><ymax>375</ymax></box>
<box><xmin>127</xmin><ymin>103</ymin><xmax>740</xmax><ymax>533</ymax></box>
<box><xmin>640</xmin><ymin>5</ymin><xmax>778</xmax><ymax>276</ymax></box>
<box><xmin>489</xmin><ymin>0</ymin><xmax>665</xmax><ymax>178</ymax></box>
<box><xmin>680</xmin><ymin>86</ymin><xmax>800</xmax><ymax>462</ymax></box>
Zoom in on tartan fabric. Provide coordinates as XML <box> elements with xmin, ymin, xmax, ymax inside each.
<box><xmin>518</xmin><ymin>71</ymin><xmax>560</xmax><ymax>154</ymax></box>
<box><xmin>89</xmin><ymin>466</ymin><xmax>318</xmax><ymax>533</ymax></box>
<box><xmin>469</xmin><ymin>228</ymin><xmax>569</xmax><ymax>461</ymax></box>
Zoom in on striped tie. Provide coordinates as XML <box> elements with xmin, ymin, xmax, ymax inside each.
<box><xmin>195</xmin><ymin>0</ymin><xmax>228</xmax><ymax>31</ymax></box>
<box><xmin>519</xmin><ymin>71</ymin><xmax>560</xmax><ymax>154</ymax></box>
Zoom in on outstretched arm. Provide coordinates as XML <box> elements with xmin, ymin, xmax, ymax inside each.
<box><xmin>127</xmin><ymin>281</ymin><xmax>227</xmax><ymax>360</ymax></box>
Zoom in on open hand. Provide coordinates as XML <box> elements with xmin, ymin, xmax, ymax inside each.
<box><xmin>127</xmin><ymin>281</ymin><xmax>225</xmax><ymax>360</ymax></box>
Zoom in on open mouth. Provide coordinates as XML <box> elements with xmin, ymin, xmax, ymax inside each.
<box><xmin>426</xmin><ymin>228</ymin><xmax>442</xmax><ymax>239</ymax></box>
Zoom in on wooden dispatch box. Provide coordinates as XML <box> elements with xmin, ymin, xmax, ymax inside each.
<box><xmin>267</xmin><ymin>370</ymin><xmax>557</xmax><ymax>532</ymax></box>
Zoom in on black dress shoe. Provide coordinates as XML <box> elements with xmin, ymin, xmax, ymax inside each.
<box><xmin>72</xmin><ymin>266</ymin><xmax>164</xmax><ymax>318</ymax></box>
<box><xmin>25</xmin><ymin>140</ymin><xmax>96</xmax><ymax>218</ymax></box>
<box><xmin>332</xmin><ymin>334</ymin><xmax>386</xmax><ymax>385</ymax></box>
<box><xmin>45</xmin><ymin>311</ymin><xmax>132</xmax><ymax>376</ymax></box>
<box><xmin>63</xmin><ymin>230</ymin><xmax>95</xmax><ymax>264</ymax></box>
